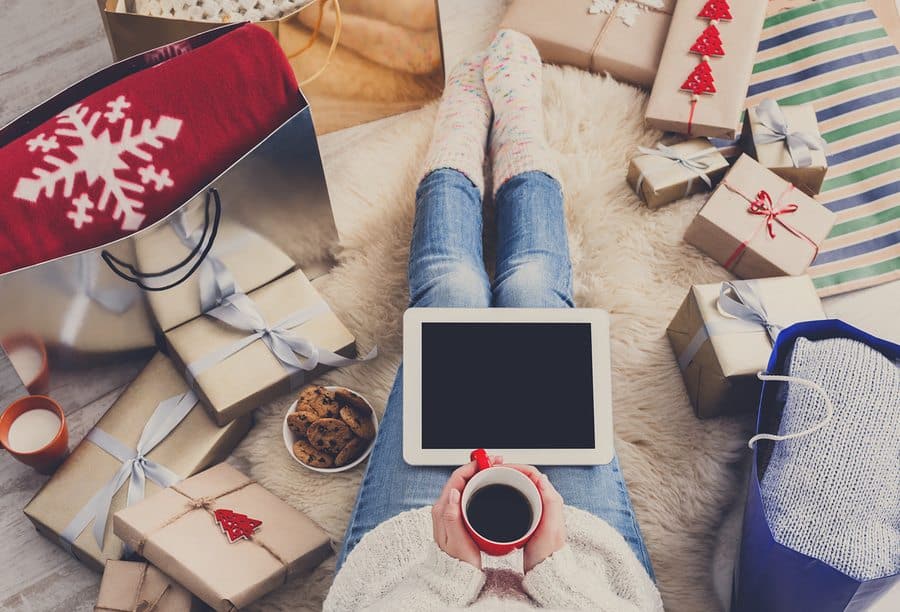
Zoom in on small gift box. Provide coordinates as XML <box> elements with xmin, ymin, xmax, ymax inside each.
<box><xmin>742</xmin><ymin>99</ymin><xmax>828</xmax><ymax>196</ymax></box>
<box><xmin>626</xmin><ymin>139</ymin><xmax>729</xmax><ymax>208</ymax></box>
<box><xmin>24</xmin><ymin>353</ymin><xmax>251</xmax><ymax>572</ymax></box>
<box><xmin>500</xmin><ymin>0</ymin><xmax>675</xmax><ymax>88</ymax></box>
<box><xmin>684</xmin><ymin>155</ymin><xmax>837</xmax><ymax>279</ymax></box>
<box><xmin>166</xmin><ymin>270</ymin><xmax>372</xmax><ymax>426</ymax></box>
<box><xmin>113</xmin><ymin>463</ymin><xmax>332</xmax><ymax>611</ymax></box>
<box><xmin>134</xmin><ymin>210</ymin><xmax>295</xmax><ymax>332</ymax></box>
<box><xmin>646</xmin><ymin>0</ymin><xmax>767</xmax><ymax>138</ymax></box>
<box><xmin>666</xmin><ymin>276</ymin><xmax>826</xmax><ymax>418</ymax></box>
<box><xmin>96</xmin><ymin>560</ymin><xmax>199</xmax><ymax>612</ymax></box>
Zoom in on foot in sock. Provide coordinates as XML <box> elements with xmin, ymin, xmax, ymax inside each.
<box><xmin>422</xmin><ymin>52</ymin><xmax>492</xmax><ymax>196</ymax></box>
<box><xmin>484</xmin><ymin>30</ymin><xmax>557</xmax><ymax>194</ymax></box>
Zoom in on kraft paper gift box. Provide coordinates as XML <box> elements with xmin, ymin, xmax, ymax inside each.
<box><xmin>684</xmin><ymin>155</ymin><xmax>837</xmax><ymax>279</ymax></box>
<box><xmin>500</xmin><ymin>0</ymin><xmax>675</xmax><ymax>88</ymax></box>
<box><xmin>742</xmin><ymin>99</ymin><xmax>828</xmax><ymax>197</ymax></box>
<box><xmin>134</xmin><ymin>211</ymin><xmax>295</xmax><ymax>332</ymax></box>
<box><xmin>96</xmin><ymin>560</ymin><xmax>200</xmax><ymax>612</ymax></box>
<box><xmin>627</xmin><ymin>139</ymin><xmax>730</xmax><ymax>208</ymax></box>
<box><xmin>24</xmin><ymin>353</ymin><xmax>251</xmax><ymax>572</ymax></box>
<box><xmin>165</xmin><ymin>270</ymin><xmax>361</xmax><ymax>426</ymax></box>
<box><xmin>666</xmin><ymin>276</ymin><xmax>826</xmax><ymax>418</ymax></box>
<box><xmin>113</xmin><ymin>463</ymin><xmax>332</xmax><ymax>611</ymax></box>
<box><xmin>646</xmin><ymin>0</ymin><xmax>767</xmax><ymax>138</ymax></box>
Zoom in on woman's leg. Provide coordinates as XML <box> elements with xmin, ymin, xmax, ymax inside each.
<box><xmin>482</xmin><ymin>31</ymin><xmax>655</xmax><ymax>577</ymax></box>
<box><xmin>338</xmin><ymin>54</ymin><xmax>493</xmax><ymax>568</ymax></box>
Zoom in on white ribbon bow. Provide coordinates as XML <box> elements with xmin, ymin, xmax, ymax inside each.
<box><xmin>59</xmin><ymin>391</ymin><xmax>197</xmax><ymax>551</ymax></box>
<box><xmin>186</xmin><ymin>292</ymin><xmax>376</xmax><ymax>385</ymax></box>
<box><xmin>754</xmin><ymin>98</ymin><xmax>826</xmax><ymax>169</ymax></box>
<box><xmin>171</xmin><ymin>212</ymin><xmax>237</xmax><ymax>313</ymax></box>
<box><xmin>678</xmin><ymin>280</ymin><xmax>782</xmax><ymax>370</ymax></box>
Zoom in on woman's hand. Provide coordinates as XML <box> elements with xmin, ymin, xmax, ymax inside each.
<box><xmin>431</xmin><ymin>459</ymin><xmax>496</xmax><ymax>570</ymax></box>
<box><xmin>508</xmin><ymin>464</ymin><xmax>567</xmax><ymax>573</ymax></box>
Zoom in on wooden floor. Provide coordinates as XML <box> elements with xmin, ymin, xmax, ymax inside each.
<box><xmin>0</xmin><ymin>1</ymin><xmax>898</xmax><ymax>610</ymax></box>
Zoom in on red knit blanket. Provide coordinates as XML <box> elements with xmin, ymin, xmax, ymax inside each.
<box><xmin>1</xmin><ymin>24</ymin><xmax>300</xmax><ymax>275</ymax></box>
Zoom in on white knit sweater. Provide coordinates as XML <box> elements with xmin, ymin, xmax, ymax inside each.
<box><xmin>324</xmin><ymin>506</ymin><xmax>663</xmax><ymax>611</ymax></box>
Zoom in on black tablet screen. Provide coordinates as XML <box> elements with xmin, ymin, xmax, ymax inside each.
<box><xmin>421</xmin><ymin>322</ymin><xmax>596</xmax><ymax>449</ymax></box>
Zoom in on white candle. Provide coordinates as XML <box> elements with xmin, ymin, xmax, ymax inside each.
<box><xmin>7</xmin><ymin>344</ymin><xmax>43</xmax><ymax>387</ymax></box>
<box><xmin>7</xmin><ymin>409</ymin><xmax>61</xmax><ymax>453</ymax></box>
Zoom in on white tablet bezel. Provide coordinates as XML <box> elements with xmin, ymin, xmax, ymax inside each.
<box><xmin>402</xmin><ymin>308</ymin><xmax>614</xmax><ymax>466</ymax></box>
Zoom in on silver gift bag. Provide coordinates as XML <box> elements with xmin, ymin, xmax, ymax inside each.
<box><xmin>0</xmin><ymin>24</ymin><xmax>339</xmax><ymax>389</ymax></box>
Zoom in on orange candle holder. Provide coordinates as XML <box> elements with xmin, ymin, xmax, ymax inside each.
<box><xmin>0</xmin><ymin>395</ymin><xmax>68</xmax><ymax>474</ymax></box>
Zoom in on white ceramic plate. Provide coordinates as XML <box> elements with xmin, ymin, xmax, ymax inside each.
<box><xmin>282</xmin><ymin>386</ymin><xmax>378</xmax><ymax>473</ymax></box>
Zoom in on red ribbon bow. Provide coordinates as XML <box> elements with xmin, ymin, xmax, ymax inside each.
<box><xmin>722</xmin><ymin>182</ymin><xmax>819</xmax><ymax>271</ymax></box>
<box><xmin>746</xmin><ymin>189</ymin><xmax>799</xmax><ymax>239</ymax></box>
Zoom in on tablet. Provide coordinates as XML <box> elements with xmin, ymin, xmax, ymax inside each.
<box><xmin>402</xmin><ymin>308</ymin><xmax>614</xmax><ymax>466</ymax></box>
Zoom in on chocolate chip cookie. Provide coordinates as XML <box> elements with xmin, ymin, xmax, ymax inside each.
<box><xmin>334</xmin><ymin>388</ymin><xmax>373</xmax><ymax>417</ymax></box>
<box><xmin>293</xmin><ymin>439</ymin><xmax>335</xmax><ymax>468</ymax></box>
<box><xmin>307</xmin><ymin>418</ymin><xmax>355</xmax><ymax>453</ymax></box>
<box><xmin>334</xmin><ymin>437</ymin><xmax>366</xmax><ymax>467</ymax></box>
<box><xmin>297</xmin><ymin>385</ymin><xmax>340</xmax><ymax>419</ymax></box>
<box><xmin>287</xmin><ymin>409</ymin><xmax>319</xmax><ymax>437</ymax></box>
<box><xmin>339</xmin><ymin>405</ymin><xmax>375</xmax><ymax>440</ymax></box>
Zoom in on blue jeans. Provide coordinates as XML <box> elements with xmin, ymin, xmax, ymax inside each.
<box><xmin>337</xmin><ymin>169</ymin><xmax>654</xmax><ymax>577</ymax></box>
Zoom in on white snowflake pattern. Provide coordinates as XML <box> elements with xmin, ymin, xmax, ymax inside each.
<box><xmin>588</xmin><ymin>0</ymin><xmax>665</xmax><ymax>26</ymax></box>
<box><xmin>13</xmin><ymin>97</ymin><xmax>182</xmax><ymax>232</ymax></box>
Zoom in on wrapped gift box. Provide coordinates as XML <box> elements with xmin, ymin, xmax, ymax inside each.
<box><xmin>96</xmin><ymin>560</ymin><xmax>200</xmax><ymax>612</ymax></box>
<box><xmin>742</xmin><ymin>100</ymin><xmax>828</xmax><ymax>196</ymax></box>
<box><xmin>24</xmin><ymin>354</ymin><xmax>251</xmax><ymax>572</ymax></box>
<box><xmin>684</xmin><ymin>155</ymin><xmax>837</xmax><ymax>279</ymax></box>
<box><xmin>113</xmin><ymin>463</ymin><xmax>332</xmax><ymax>611</ymax></box>
<box><xmin>666</xmin><ymin>276</ymin><xmax>826</xmax><ymax>418</ymax></box>
<box><xmin>646</xmin><ymin>0</ymin><xmax>767</xmax><ymax>138</ymax></box>
<box><xmin>165</xmin><ymin>270</ymin><xmax>358</xmax><ymax>426</ymax></box>
<box><xmin>500</xmin><ymin>0</ymin><xmax>675</xmax><ymax>88</ymax></box>
<box><xmin>626</xmin><ymin>139</ymin><xmax>729</xmax><ymax>208</ymax></box>
<box><xmin>134</xmin><ymin>212</ymin><xmax>295</xmax><ymax>332</ymax></box>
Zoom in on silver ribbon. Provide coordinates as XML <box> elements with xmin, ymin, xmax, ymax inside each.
<box><xmin>59</xmin><ymin>390</ymin><xmax>197</xmax><ymax>552</ymax></box>
<box><xmin>172</xmin><ymin>212</ymin><xmax>237</xmax><ymax>314</ymax></box>
<box><xmin>678</xmin><ymin>280</ymin><xmax>782</xmax><ymax>370</ymax></box>
<box><xmin>754</xmin><ymin>98</ymin><xmax>825</xmax><ymax>169</ymax></box>
<box><xmin>186</xmin><ymin>292</ymin><xmax>377</xmax><ymax>385</ymax></box>
<box><xmin>45</xmin><ymin>257</ymin><xmax>139</xmax><ymax>346</ymax></box>
<box><xmin>636</xmin><ymin>144</ymin><xmax>715</xmax><ymax>200</ymax></box>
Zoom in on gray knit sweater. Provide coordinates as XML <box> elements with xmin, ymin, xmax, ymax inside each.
<box><xmin>761</xmin><ymin>337</ymin><xmax>900</xmax><ymax>581</ymax></box>
<box><xmin>324</xmin><ymin>506</ymin><xmax>663</xmax><ymax>611</ymax></box>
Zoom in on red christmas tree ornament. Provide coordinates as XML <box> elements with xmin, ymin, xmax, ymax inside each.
<box><xmin>214</xmin><ymin>508</ymin><xmax>262</xmax><ymax>543</ymax></box>
<box><xmin>681</xmin><ymin>60</ymin><xmax>717</xmax><ymax>95</ymax></box>
<box><xmin>690</xmin><ymin>24</ymin><xmax>726</xmax><ymax>57</ymax></box>
<box><xmin>697</xmin><ymin>0</ymin><xmax>732</xmax><ymax>21</ymax></box>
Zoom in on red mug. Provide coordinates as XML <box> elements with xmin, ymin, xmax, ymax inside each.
<box><xmin>0</xmin><ymin>395</ymin><xmax>68</xmax><ymax>474</ymax></box>
<box><xmin>461</xmin><ymin>449</ymin><xmax>543</xmax><ymax>556</ymax></box>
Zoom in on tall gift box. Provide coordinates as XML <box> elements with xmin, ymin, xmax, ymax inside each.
<box><xmin>684</xmin><ymin>155</ymin><xmax>837</xmax><ymax>279</ymax></box>
<box><xmin>24</xmin><ymin>354</ymin><xmax>251</xmax><ymax>571</ymax></box>
<box><xmin>666</xmin><ymin>276</ymin><xmax>826</xmax><ymax>418</ymax></box>
<box><xmin>166</xmin><ymin>270</ymin><xmax>369</xmax><ymax>426</ymax></box>
<box><xmin>646</xmin><ymin>0</ymin><xmax>767</xmax><ymax>137</ymax></box>
<box><xmin>114</xmin><ymin>463</ymin><xmax>332</xmax><ymax>611</ymax></box>
<box><xmin>742</xmin><ymin>99</ymin><xmax>828</xmax><ymax>197</ymax></box>
<box><xmin>500</xmin><ymin>0</ymin><xmax>676</xmax><ymax>88</ymax></box>
<box><xmin>96</xmin><ymin>560</ymin><xmax>200</xmax><ymax>612</ymax></box>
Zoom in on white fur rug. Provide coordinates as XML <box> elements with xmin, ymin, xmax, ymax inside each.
<box><xmin>234</xmin><ymin>65</ymin><xmax>754</xmax><ymax>611</ymax></box>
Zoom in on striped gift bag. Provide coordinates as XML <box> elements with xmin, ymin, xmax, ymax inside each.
<box><xmin>714</xmin><ymin>0</ymin><xmax>900</xmax><ymax>296</ymax></box>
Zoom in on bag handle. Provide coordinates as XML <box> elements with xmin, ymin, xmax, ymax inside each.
<box><xmin>748</xmin><ymin>372</ymin><xmax>836</xmax><ymax>449</ymax></box>
<box><xmin>101</xmin><ymin>188</ymin><xmax>222</xmax><ymax>292</ymax></box>
<box><xmin>289</xmin><ymin>0</ymin><xmax>343</xmax><ymax>86</ymax></box>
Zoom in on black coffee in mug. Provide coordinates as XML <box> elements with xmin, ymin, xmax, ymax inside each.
<box><xmin>465</xmin><ymin>484</ymin><xmax>533</xmax><ymax>543</ymax></box>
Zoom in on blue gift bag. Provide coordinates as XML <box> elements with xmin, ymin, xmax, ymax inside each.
<box><xmin>732</xmin><ymin>320</ymin><xmax>900</xmax><ymax>612</ymax></box>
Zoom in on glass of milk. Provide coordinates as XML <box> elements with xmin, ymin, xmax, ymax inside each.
<box><xmin>0</xmin><ymin>395</ymin><xmax>68</xmax><ymax>473</ymax></box>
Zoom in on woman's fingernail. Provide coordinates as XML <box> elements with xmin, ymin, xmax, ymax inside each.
<box><xmin>450</xmin><ymin>489</ymin><xmax>460</xmax><ymax>503</ymax></box>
